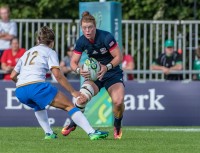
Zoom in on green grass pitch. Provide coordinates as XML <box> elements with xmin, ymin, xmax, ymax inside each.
<box><xmin>1</xmin><ymin>127</ymin><xmax>200</xmax><ymax>153</ymax></box>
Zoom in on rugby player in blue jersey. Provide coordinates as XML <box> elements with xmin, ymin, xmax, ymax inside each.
<box><xmin>10</xmin><ymin>26</ymin><xmax>108</xmax><ymax>140</ymax></box>
<box><xmin>62</xmin><ymin>11</ymin><xmax>125</xmax><ymax>139</ymax></box>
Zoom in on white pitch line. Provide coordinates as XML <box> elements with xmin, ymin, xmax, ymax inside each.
<box><xmin>125</xmin><ymin>128</ymin><xmax>200</xmax><ymax>132</ymax></box>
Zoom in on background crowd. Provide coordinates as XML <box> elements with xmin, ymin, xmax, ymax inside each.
<box><xmin>0</xmin><ymin>4</ymin><xmax>200</xmax><ymax>81</ymax></box>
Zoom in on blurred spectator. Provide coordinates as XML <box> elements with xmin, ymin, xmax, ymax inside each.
<box><xmin>193</xmin><ymin>47</ymin><xmax>200</xmax><ymax>80</ymax></box>
<box><xmin>1</xmin><ymin>37</ymin><xmax>25</xmax><ymax>80</ymax></box>
<box><xmin>0</xmin><ymin>5</ymin><xmax>17</xmax><ymax>56</ymax></box>
<box><xmin>60</xmin><ymin>45</ymin><xmax>79</xmax><ymax>80</ymax></box>
<box><xmin>122</xmin><ymin>49</ymin><xmax>135</xmax><ymax>80</ymax></box>
<box><xmin>0</xmin><ymin>5</ymin><xmax>17</xmax><ymax>79</ymax></box>
<box><xmin>151</xmin><ymin>39</ymin><xmax>183</xmax><ymax>80</ymax></box>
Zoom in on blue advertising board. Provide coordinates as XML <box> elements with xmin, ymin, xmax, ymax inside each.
<box><xmin>1</xmin><ymin>81</ymin><xmax>200</xmax><ymax>127</ymax></box>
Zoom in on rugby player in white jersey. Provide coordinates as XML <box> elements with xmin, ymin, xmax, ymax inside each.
<box><xmin>10</xmin><ymin>26</ymin><xmax>108</xmax><ymax>140</ymax></box>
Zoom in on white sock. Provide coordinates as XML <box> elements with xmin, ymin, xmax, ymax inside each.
<box><xmin>69</xmin><ymin>108</ymin><xmax>95</xmax><ymax>134</ymax></box>
<box><xmin>35</xmin><ymin>110</ymin><xmax>53</xmax><ymax>134</ymax></box>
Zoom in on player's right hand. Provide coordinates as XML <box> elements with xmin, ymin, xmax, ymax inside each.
<box><xmin>80</xmin><ymin>67</ymin><xmax>90</xmax><ymax>79</ymax></box>
<box><xmin>97</xmin><ymin>63</ymin><xmax>107</xmax><ymax>80</ymax></box>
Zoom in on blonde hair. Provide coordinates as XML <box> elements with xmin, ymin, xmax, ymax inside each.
<box><xmin>37</xmin><ymin>26</ymin><xmax>55</xmax><ymax>46</ymax></box>
<box><xmin>81</xmin><ymin>11</ymin><xmax>96</xmax><ymax>26</ymax></box>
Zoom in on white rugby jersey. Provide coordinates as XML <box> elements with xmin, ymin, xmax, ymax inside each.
<box><xmin>14</xmin><ymin>44</ymin><xmax>59</xmax><ymax>87</ymax></box>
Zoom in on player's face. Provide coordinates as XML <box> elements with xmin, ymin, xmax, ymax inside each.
<box><xmin>0</xmin><ymin>8</ymin><xmax>9</xmax><ymax>22</ymax></box>
<box><xmin>81</xmin><ymin>22</ymin><xmax>96</xmax><ymax>40</ymax></box>
<box><xmin>165</xmin><ymin>47</ymin><xmax>174</xmax><ymax>56</ymax></box>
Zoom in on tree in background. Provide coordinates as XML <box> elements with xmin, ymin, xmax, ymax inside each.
<box><xmin>1</xmin><ymin>0</ymin><xmax>98</xmax><ymax>19</ymax></box>
<box><xmin>0</xmin><ymin>0</ymin><xmax>200</xmax><ymax>20</ymax></box>
<box><xmin>119</xmin><ymin>0</ymin><xmax>199</xmax><ymax>20</ymax></box>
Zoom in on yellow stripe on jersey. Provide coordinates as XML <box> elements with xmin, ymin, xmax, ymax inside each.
<box><xmin>51</xmin><ymin>66</ymin><xmax>60</xmax><ymax>69</ymax></box>
<box><xmin>16</xmin><ymin>80</ymin><xmax>45</xmax><ymax>88</ymax></box>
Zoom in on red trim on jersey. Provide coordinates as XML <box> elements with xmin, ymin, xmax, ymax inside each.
<box><xmin>109</xmin><ymin>43</ymin><xmax>118</xmax><ymax>52</ymax></box>
<box><xmin>73</xmin><ymin>50</ymin><xmax>82</xmax><ymax>54</ymax></box>
<box><xmin>89</xmin><ymin>39</ymin><xmax>94</xmax><ymax>44</ymax></box>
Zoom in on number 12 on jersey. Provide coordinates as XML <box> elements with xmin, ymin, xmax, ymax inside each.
<box><xmin>24</xmin><ymin>51</ymin><xmax>38</xmax><ymax>66</ymax></box>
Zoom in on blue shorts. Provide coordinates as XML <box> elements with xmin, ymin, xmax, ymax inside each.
<box><xmin>94</xmin><ymin>70</ymin><xmax>124</xmax><ymax>91</ymax></box>
<box><xmin>15</xmin><ymin>82</ymin><xmax>58</xmax><ymax>111</ymax></box>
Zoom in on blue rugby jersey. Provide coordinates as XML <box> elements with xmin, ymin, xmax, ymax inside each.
<box><xmin>74</xmin><ymin>29</ymin><xmax>122</xmax><ymax>80</ymax></box>
<box><xmin>74</xmin><ymin>29</ymin><xmax>118</xmax><ymax>65</ymax></box>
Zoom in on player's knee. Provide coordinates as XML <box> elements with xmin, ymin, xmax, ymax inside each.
<box><xmin>80</xmin><ymin>83</ymin><xmax>94</xmax><ymax>101</ymax></box>
<box><xmin>74</xmin><ymin>83</ymin><xmax>95</xmax><ymax>111</ymax></box>
<box><xmin>112</xmin><ymin>95</ymin><xmax>124</xmax><ymax>108</ymax></box>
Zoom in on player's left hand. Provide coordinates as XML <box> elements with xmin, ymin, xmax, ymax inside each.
<box><xmin>97</xmin><ymin>63</ymin><xmax>107</xmax><ymax>80</ymax></box>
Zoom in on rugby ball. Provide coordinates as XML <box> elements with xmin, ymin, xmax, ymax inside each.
<box><xmin>82</xmin><ymin>57</ymin><xmax>100</xmax><ymax>81</ymax></box>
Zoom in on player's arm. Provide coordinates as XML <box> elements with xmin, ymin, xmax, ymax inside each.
<box><xmin>97</xmin><ymin>45</ymin><xmax>122</xmax><ymax>80</ymax></box>
<box><xmin>10</xmin><ymin>70</ymin><xmax>19</xmax><ymax>83</ymax></box>
<box><xmin>51</xmin><ymin>67</ymin><xmax>79</xmax><ymax>98</ymax></box>
<box><xmin>71</xmin><ymin>51</ymin><xmax>90</xmax><ymax>79</ymax></box>
<box><xmin>10</xmin><ymin>58</ymin><xmax>22</xmax><ymax>83</ymax></box>
<box><xmin>109</xmin><ymin>45</ymin><xmax>123</xmax><ymax>67</ymax></box>
<box><xmin>48</xmin><ymin>50</ymin><xmax>79</xmax><ymax>97</ymax></box>
<box><xmin>70</xmin><ymin>52</ymin><xmax>82</xmax><ymax>72</ymax></box>
<box><xmin>105</xmin><ymin>33</ymin><xmax>123</xmax><ymax>68</ymax></box>
<box><xmin>97</xmin><ymin>33</ymin><xmax>122</xmax><ymax>80</ymax></box>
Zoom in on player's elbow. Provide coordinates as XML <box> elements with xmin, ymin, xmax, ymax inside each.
<box><xmin>10</xmin><ymin>74</ymin><xmax>15</xmax><ymax>81</ymax></box>
<box><xmin>53</xmin><ymin>71</ymin><xmax>63</xmax><ymax>81</ymax></box>
<box><xmin>10</xmin><ymin>71</ymin><xmax>17</xmax><ymax>82</ymax></box>
<box><xmin>51</xmin><ymin>68</ymin><xmax>63</xmax><ymax>81</ymax></box>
